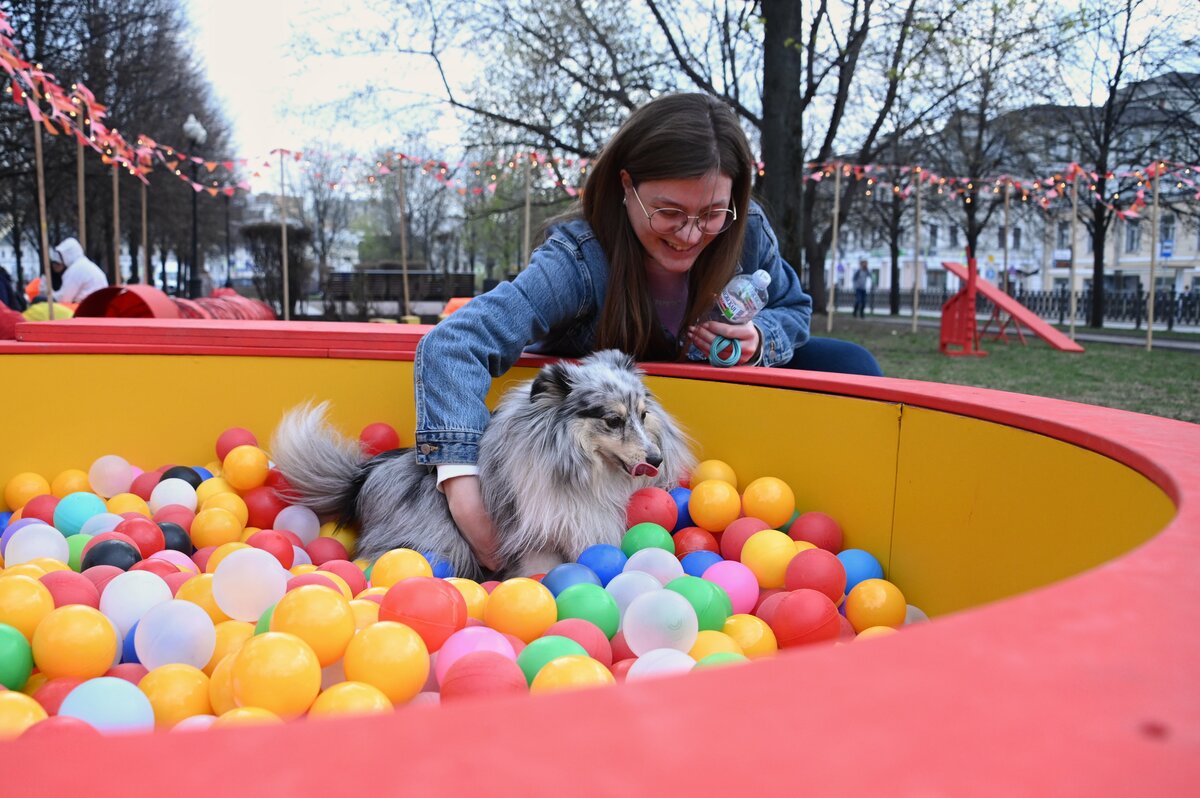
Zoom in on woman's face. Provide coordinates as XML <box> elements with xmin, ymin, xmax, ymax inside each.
<box><xmin>621</xmin><ymin>170</ymin><xmax>734</xmax><ymax>278</ymax></box>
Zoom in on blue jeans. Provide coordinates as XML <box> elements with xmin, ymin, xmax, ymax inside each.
<box><xmin>783</xmin><ymin>336</ymin><xmax>883</xmax><ymax>376</ymax></box>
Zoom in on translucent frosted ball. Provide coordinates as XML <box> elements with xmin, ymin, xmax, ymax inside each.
<box><xmin>273</xmin><ymin>505</ymin><xmax>321</xmax><ymax>545</ymax></box>
<box><xmin>211</xmin><ymin>547</ymin><xmax>288</xmax><ymax>622</ymax></box>
<box><xmin>171</xmin><ymin>714</ymin><xmax>218</xmax><ymax>732</ymax></box>
<box><xmin>99</xmin><ymin>570</ymin><xmax>173</xmax><ymax>638</ymax></box>
<box><xmin>59</xmin><ymin>676</ymin><xmax>155</xmax><ymax>734</ymax></box>
<box><xmin>291</xmin><ymin>545</ymin><xmax>312</xmax><ymax>567</ymax></box>
<box><xmin>79</xmin><ymin>512</ymin><xmax>125</xmax><ymax>537</ymax></box>
<box><xmin>625</xmin><ymin>647</ymin><xmax>697</xmax><ymax>681</ymax></box>
<box><xmin>134</xmin><ymin>599</ymin><xmax>217</xmax><ymax>670</ymax></box>
<box><xmin>604</xmin><ymin>570</ymin><xmax>663</xmax><ymax>622</ymax></box>
<box><xmin>621</xmin><ymin>589</ymin><xmax>699</xmax><ymax>656</ymax></box>
<box><xmin>905</xmin><ymin>604</ymin><xmax>930</xmax><ymax>625</ymax></box>
<box><xmin>4</xmin><ymin>522</ymin><xmax>69</xmax><ymax>566</ymax></box>
<box><xmin>623</xmin><ymin>547</ymin><xmax>685</xmax><ymax>585</ymax></box>
<box><xmin>149</xmin><ymin>478</ymin><xmax>198</xmax><ymax>513</ymax></box>
<box><xmin>88</xmin><ymin>454</ymin><xmax>134</xmax><ymax>499</ymax></box>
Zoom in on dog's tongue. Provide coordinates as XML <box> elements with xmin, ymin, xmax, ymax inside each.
<box><xmin>630</xmin><ymin>463</ymin><xmax>659</xmax><ymax>478</ymax></box>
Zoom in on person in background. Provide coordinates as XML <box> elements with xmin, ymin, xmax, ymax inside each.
<box><xmin>49</xmin><ymin>237</ymin><xmax>108</xmax><ymax>304</ymax></box>
<box><xmin>852</xmin><ymin>260</ymin><xmax>871</xmax><ymax>318</ymax></box>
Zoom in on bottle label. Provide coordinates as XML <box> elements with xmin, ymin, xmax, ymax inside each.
<box><xmin>717</xmin><ymin>287</ymin><xmax>753</xmax><ymax>323</ymax></box>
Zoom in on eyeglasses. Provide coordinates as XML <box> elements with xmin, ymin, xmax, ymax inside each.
<box><xmin>629</xmin><ymin>184</ymin><xmax>737</xmax><ymax>236</ymax></box>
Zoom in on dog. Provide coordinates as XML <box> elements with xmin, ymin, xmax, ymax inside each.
<box><xmin>269</xmin><ymin>350</ymin><xmax>695</xmax><ymax>580</ymax></box>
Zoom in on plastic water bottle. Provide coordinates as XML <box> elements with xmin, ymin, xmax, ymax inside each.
<box><xmin>705</xmin><ymin>270</ymin><xmax>771</xmax><ymax>366</ymax></box>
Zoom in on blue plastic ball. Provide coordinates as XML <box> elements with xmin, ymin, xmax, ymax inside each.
<box><xmin>669</xmin><ymin>487</ymin><xmax>694</xmax><ymax>531</ymax></box>
<box><xmin>122</xmin><ymin>620</ymin><xmax>142</xmax><ymax>664</ymax></box>
<box><xmin>59</xmin><ymin>676</ymin><xmax>155</xmax><ymax>734</ymax></box>
<box><xmin>681</xmin><ymin>550</ymin><xmax>723</xmax><ymax>578</ymax></box>
<box><xmin>53</xmin><ymin>491</ymin><xmax>110</xmax><ymax>536</ymax></box>
<box><xmin>541</xmin><ymin>562</ymin><xmax>602</xmax><ymax>597</ymax></box>
<box><xmin>421</xmin><ymin>551</ymin><xmax>456</xmax><ymax>579</ymax></box>
<box><xmin>192</xmin><ymin>466</ymin><xmax>213</xmax><ymax>481</ymax></box>
<box><xmin>837</xmin><ymin>548</ymin><xmax>884</xmax><ymax>593</ymax></box>
<box><xmin>0</xmin><ymin>511</ymin><xmax>11</xmax><ymax>529</ymax></box>
<box><xmin>576</xmin><ymin>544</ymin><xmax>628</xmax><ymax>587</ymax></box>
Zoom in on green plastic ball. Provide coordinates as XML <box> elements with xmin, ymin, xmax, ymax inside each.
<box><xmin>555</xmin><ymin>583</ymin><xmax>620</xmax><ymax>639</ymax></box>
<box><xmin>693</xmin><ymin>651</ymin><xmax>749</xmax><ymax>669</ymax></box>
<box><xmin>0</xmin><ymin>623</ymin><xmax>34</xmax><ymax>691</ymax></box>
<box><xmin>516</xmin><ymin>635</ymin><xmax>588</xmax><ymax>685</ymax></box>
<box><xmin>666</xmin><ymin>575</ymin><xmax>733</xmax><ymax>631</ymax></box>
<box><xmin>66</xmin><ymin>533</ymin><xmax>92</xmax><ymax>573</ymax></box>
<box><xmin>254</xmin><ymin>602</ymin><xmax>276</xmax><ymax>635</ymax></box>
<box><xmin>621</xmin><ymin>522</ymin><xmax>675</xmax><ymax>558</ymax></box>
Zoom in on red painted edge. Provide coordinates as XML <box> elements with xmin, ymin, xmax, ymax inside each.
<box><xmin>3</xmin><ymin>320</ymin><xmax>1199</xmax><ymax>796</ymax></box>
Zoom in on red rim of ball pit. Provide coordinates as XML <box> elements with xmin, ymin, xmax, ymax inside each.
<box><xmin>1</xmin><ymin>318</ymin><xmax>1198</xmax><ymax>795</ymax></box>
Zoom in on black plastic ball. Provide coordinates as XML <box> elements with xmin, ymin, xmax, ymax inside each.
<box><xmin>81</xmin><ymin>539</ymin><xmax>142</xmax><ymax>571</ymax></box>
<box><xmin>157</xmin><ymin>521</ymin><xmax>195</xmax><ymax>555</ymax></box>
<box><xmin>159</xmin><ymin>466</ymin><xmax>203</xmax><ymax>490</ymax></box>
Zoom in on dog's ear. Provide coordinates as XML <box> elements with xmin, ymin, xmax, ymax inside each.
<box><xmin>587</xmin><ymin>349</ymin><xmax>638</xmax><ymax>374</ymax></box>
<box><xmin>530</xmin><ymin>362</ymin><xmax>573</xmax><ymax>399</ymax></box>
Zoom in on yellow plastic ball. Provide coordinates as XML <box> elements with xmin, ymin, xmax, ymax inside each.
<box><xmin>308</xmin><ymin>681</ymin><xmax>393</xmax><ymax>718</ymax></box>
<box><xmin>290</xmin><ymin>564</ymin><xmax>318</xmax><ymax>576</ymax></box>
<box><xmin>483</xmin><ymin>578</ymin><xmax>557</xmax><ymax>643</ymax></box>
<box><xmin>204</xmin><ymin>620</ymin><xmax>255</xmax><ymax>676</ymax></box>
<box><xmin>195</xmin><ymin>476</ymin><xmax>234</xmax><ymax>507</ymax></box>
<box><xmin>529</xmin><ymin>655</ymin><xmax>615</xmax><ymax>693</ymax></box>
<box><xmin>175</xmin><ymin>574</ymin><xmax>233</xmax><ymax>625</ymax></box>
<box><xmin>689</xmin><ymin>459</ymin><xmax>739</xmax><ymax>490</ymax></box>
<box><xmin>238</xmin><ymin>526</ymin><xmax>262</xmax><ymax>542</ymax></box>
<box><xmin>105</xmin><ymin>492</ymin><xmax>150</xmax><ymax>517</ymax></box>
<box><xmin>191</xmin><ymin>507</ymin><xmax>244</xmax><ymax>550</ymax></box>
<box><xmin>0</xmin><ymin>691</ymin><xmax>48</xmax><ymax>739</ymax></box>
<box><xmin>739</xmin><ymin>529</ymin><xmax>798</xmax><ymax>588</ymax></box>
<box><xmin>446</xmin><ymin>577</ymin><xmax>489</xmax><ymax>620</ymax></box>
<box><xmin>21</xmin><ymin>672</ymin><xmax>48</xmax><ymax>697</ymax></box>
<box><xmin>4</xmin><ymin>472</ymin><xmax>49</xmax><ymax>512</ymax></box>
<box><xmin>1</xmin><ymin>563</ymin><xmax>46</xmax><ymax>580</ymax></box>
<box><xmin>270</xmin><ymin>585</ymin><xmax>356</xmax><ymax>667</ymax></box>
<box><xmin>138</xmin><ymin>664</ymin><xmax>212</xmax><ymax>728</ymax></box>
<box><xmin>230</xmin><ymin>632</ymin><xmax>321</xmax><ymax>719</ymax></box>
<box><xmin>855</xmin><ymin>625</ymin><xmax>901</xmax><ymax>641</ymax></box>
<box><xmin>26</xmin><ymin>557</ymin><xmax>69</xmax><ymax>574</ymax></box>
<box><xmin>208</xmin><ymin>654</ymin><xmax>239</xmax><ymax>715</ymax></box>
<box><xmin>50</xmin><ymin>469</ymin><xmax>91</xmax><ymax>498</ymax></box>
<box><xmin>0</xmin><ymin>574</ymin><xmax>55</xmax><ymax>641</ymax></box>
<box><xmin>342</xmin><ymin>621</ymin><xmax>429</xmax><ymax>705</ymax></box>
<box><xmin>355</xmin><ymin>586</ymin><xmax>388</xmax><ymax>602</ymax></box>
<box><xmin>205</xmin><ymin>461</ymin><xmax>224</xmax><ymax>478</ymax></box>
<box><xmin>794</xmin><ymin>540</ymin><xmax>817</xmax><ymax>554</ymax></box>
<box><xmin>221</xmin><ymin>445</ymin><xmax>270</xmax><ymax>492</ymax></box>
<box><xmin>688</xmin><ymin>630</ymin><xmax>744</xmax><ymax>661</ymax></box>
<box><xmin>721</xmin><ymin>614</ymin><xmax>778</xmax><ymax>658</ymax></box>
<box><xmin>845</xmin><ymin>579</ymin><xmax>907</xmax><ymax>633</ymax></box>
<box><xmin>31</xmin><ymin>605</ymin><xmax>118</xmax><ymax>680</ymax></box>
<box><xmin>201</xmin><ymin>492</ymin><xmax>249</xmax><ymax>528</ymax></box>
<box><xmin>741</xmin><ymin>476</ymin><xmax>796</xmax><ymax>529</ymax></box>
<box><xmin>688</xmin><ymin>479</ymin><xmax>742</xmax><ymax>533</ymax></box>
<box><xmin>319</xmin><ymin>571</ymin><xmax>353</xmax><ymax>601</ymax></box>
<box><xmin>369</xmin><ymin>549</ymin><xmax>432</xmax><ymax>588</ymax></box>
<box><xmin>319</xmin><ymin>521</ymin><xmax>358</xmax><ymax>554</ymax></box>
<box><xmin>205</xmin><ymin>542</ymin><xmax>250</xmax><ymax>574</ymax></box>
<box><xmin>212</xmin><ymin>706</ymin><xmax>283</xmax><ymax>727</ymax></box>
<box><xmin>348</xmin><ymin>599</ymin><xmax>380</xmax><ymax>630</ymax></box>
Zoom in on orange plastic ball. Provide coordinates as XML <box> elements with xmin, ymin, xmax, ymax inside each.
<box><xmin>739</xmin><ymin>529</ymin><xmax>798</xmax><ymax>588</ymax></box>
<box><xmin>175</xmin><ymin>574</ymin><xmax>233</xmax><ymax>625</ymax></box>
<box><xmin>721</xmin><ymin>613</ymin><xmax>778</xmax><ymax>658</ymax></box>
<box><xmin>0</xmin><ymin>574</ymin><xmax>55</xmax><ymax>642</ymax></box>
<box><xmin>844</xmin><ymin>578</ymin><xmax>907</xmax><ymax>633</ymax></box>
<box><xmin>221</xmin><ymin>445</ymin><xmax>270</xmax><ymax>492</ymax></box>
<box><xmin>50</xmin><ymin>469</ymin><xmax>91</xmax><ymax>498</ymax></box>
<box><xmin>688</xmin><ymin>479</ymin><xmax>742</xmax><ymax>532</ymax></box>
<box><xmin>688</xmin><ymin>630</ymin><xmax>744</xmax><ymax>661</ymax></box>
<box><xmin>855</xmin><ymin>625</ymin><xmax>901</xmax><ymax>641</ymax></box>
<box><xmin>204</xmin><ymin>620</ymin><xmax>255</xmax><ymax>676</ymax></box>
<box><xmin>138</xmin><ymin>664</ymin><xmax>212</xmax><ymax>728</ymax></box>
<box><xmin>368</xmin><ymin>549</ymin><xmax>432</xmax><ymax>588</ymax></box>
<box><xmin>529</xmin><ymin>655</ymin><xmax>615</xmax><ymax>693</ymax></box>
<box><xmin>31</xmin><ymin>605</ymin><xmax>118</xmax><ymax>680</ymax></box>
<box><xmin>270</xmin><ymin>585</ymin><xmax>356</xmax><ymax>667</ymax></box>
<box><xmin>348</xmin><ymin>599</ymin><xmax>380</xmax><ymax>629</ymax></box>
<box><xmin>212</xmin><ymin>706</ymin><xmax>283</xmax><ymax>727</ymax></box>
<box><xmin>689</xmin><ymin>459</ymin><xmax>739</xmax><ymax>490</ymax></box>
<box><xmin>205</xmin><ymin>542</ymin><xmax>251</xmax><ymax>574</ymax></box>
<box><xmin>483</xmin><ymin>578</ymin><xmax>557</xmax><ymax>643</ymax></box>
<box><xmin>308</xmin><ymin>681</ymin><xmax>393</xmax><ymax>717</ymax></box>
<box><xmin>0</xmin><ymin>692</ymin><xmax>48</xmax><ymax>739</ymax></box>
<box><xmin>105</xmin><ymin>493</ymin><xmax>150</xmax><ymax>517</ymax></box>
<box><xmin>446</xmin><ymin>578</ymin><xmax>489</xmax><ymax>620</ymax></box>
<box><xmin>230</xmin><ymin>632</ymin><xmax>321</xmax><ymax>719</ymax></box>
<box><xmin>201</xmin><ymin>492</ymin><xmax>249</xmax><ymax>528</ymax></box>
<box><xmin>4</xmin><ymin>472</ymin><xmax>50</xmax><ymax>512</ymax></box>
<box><xmin>342</xmin><ymin>621</ymin><xmax>429</xmax><ymax>705</ymax></box>
<box><xmin>740</xmin><ymin>477</ymin><xmax>796</xmax><ymax>529</ymax></box>
<box><xmin>191</xmin><ymin>508</ymin><xmax>244</xmax><ymax>550</ymax></box>
<box><xmin>207</xmin><ymin>654</ymin><xmax>238</xmax><ymax>715</ymax></box>
<box><xmin>194</xmin><ymin>477</ymin><xmax>234</xmax><ymax>507</ymax></box>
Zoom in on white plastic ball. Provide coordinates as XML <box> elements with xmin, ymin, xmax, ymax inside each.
<box><xmin>604</xmin><ymin>570</ymin><xmax>663</xmax><ymax>622</ymax></box>
<box><xmin>134</xmin><ymin>599</ymin><xmax>217</xmax><ymax>670</ymax></box>
<box><xmin>621</xmin><ymin>589</ymin><xmax>699</xmax><ymax>656</ymax></box>
<box><xmin>905</xmin><ymin>604</ymin><xmax>930</xmax><ymax>625</ymax></box>
<box><xmin>79</xmin><ymin>512</ymin><xmax>125</xmax><ymax>536</ymax></box>
<box><xmin>59</xmin><ymin>676</ymin><xmax>155</xmax><ymax>734</ymax></box>
<box><xmin>99</xmin><ymin>570</ymin><xmax>173</xmax><ymax>638</ymax></box>
<box><xmin>4</xmin><ymin>522</ymin><xmax>69</xmax><ymax>565</ymax></box>
<box><xmin>149</xmin><ymin>478</ymin><xmax>198</xmax><ymax>513</ymax></box>
<box><xmin>625</xmin><ymin>647</ymin><xmax>697</xmax><ymax>681</ymax></box>
<box><xmin>273</xmin><ymin>505</ymin><xmax>321</xmax><ymax>545</ymax></box>
<box><xmin>291</xmin><ymin>545</ymin><xmax>312</xmax><ymax>567</ymax></box>
<box><xmin>623</xmin><ymin>547</ymin><xmax>685</xmax><ymax>585</ymax></box>
<box><xmin>211</xmin><ymin>547</ymin><xmax>288</xmax><ymax>622</ymax></box>
<box><xmin>171</xmin><ymin>714</ymin><xmax>218</xmax><ymax>732</ymax></box>
<box><xmin>88</xmin><ymin>454</ymin><xmax>134</xmax><ymax>499</ymax></box>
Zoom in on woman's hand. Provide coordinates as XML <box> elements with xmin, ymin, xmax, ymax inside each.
<box><xmin>442</xmin><ymin>475</ymin><xmax>504</xmax><ymax>571</ymax></box>
<box><xmin>688</xmin><ymin>320</ymin><xmax>762</xmax><ymax>365</ymax></box>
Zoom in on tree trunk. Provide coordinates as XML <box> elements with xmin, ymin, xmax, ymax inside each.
<box><xmin>759</xmin><ymin>0</ymin><xmax>805</xmax><ymax>279</ymax></box>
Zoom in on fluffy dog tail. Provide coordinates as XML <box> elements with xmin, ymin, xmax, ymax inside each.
<box><xmin>269</xmin><ymin>401</ymin><xmax>367</xmax><ymax>518</ymax></box>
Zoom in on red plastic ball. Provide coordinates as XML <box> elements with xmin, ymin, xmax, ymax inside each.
<box><xmin>625</xmin><ymin>487</ymin><xmax>678</xmax><ymax>531</ymax></box>
<box><xmin>104</xmin><ymin>663</ymin><xmax>149</xmax><ymax>684</ymax></box>
<box><xmin>784</xmin><ymin>548</ymin><xmax>847</xmax><ymax>603</ymax></box>
<box><xmin>275</xmin><ymin>529</ymin><xmax>303</xmax><ymax>548</ymax></box>
<box><xmin>240</xmin><ymin>486</ymin><xmax>290</xmax><ymax>531</ymax></box>
<box><xmin>768</xmin><ymin>589</ymin><xmax>842</xmax><ymax>648</ymax></box>
<box><xmin>162</xmin><ymin>570</ymin><xmax>192</xmax><ymax>596</ymax></box>
<box><xmin>263</xmin><ymin>468</ymin><xmax>291</xmax><ymax>493</ymax></box>
<box><xmin>503</xmin><ymin>634</ymin><xmax>526</xmax><ymax>656</ymax></box>
<box><xmin>480</xmin><ymin>580</ymin><xmax>500</xmax><ymax>594</ymax></box>
<box><xmin>754</xmin><ymin>588</ymin><xmax>790</xmax><ymax>623</ymax></box>
<box><xmin>39</xmin><ymin>570</ymin><xmax>101</xmax><ymax>609</ymax></box>
<box><xmin>129</xmin><ymin>469</ymin><xmax>165</xmax><ymax>502</ymax></box>
<box><xmin>359</xmin><ymin>422</ymin><xmax>401</xmax><ymax>457</ymax></box>
<box><xmin>129</xmin><ymin>558</ymin><xmax>179</xmax><ymax>578</ymax></box>
<box><xmin>286</xmin><ymin>573</ymin><xmax>341</xmax><ymax>593</ymax></box>
<box><xmin>21</xmin><ymin>493</ymin><xmax>59</xmax><ymax>525</ymax></box>
<box><xmin>247</xmin><ymin>530</ymin><xmax>296</xmax><ymax>569</ymax></box>
<box><xmin>306</xmin><ymin>537</ymin><xmax>349</xmax><ymax>566</ymax></box>
<box><xmin>788</xmin><ymin>511</ymin><xmax>844</xmax><ymax>553</ymax></box>
<box><xmin>152</xmin><ymin>504</ymin><xmax>195</xmax><ymax>532</ymax></box>
<box><xmin>439</xmin><ymin>651</ymin><xmax>527</xmax><ymax>703</ymax></box>
<box><xmin>610</xmin><ymin>658</ymin><xmax>636</xmax><ymax>682</ymax></box>
<box><xmin>80</xmin><ymin>565</ymin><xmax>124</xmax><ymax>594</ymax></box>
<box><xmin>113</xmin><ymin>516</ymin><xmax>166</xmax><ymax>558</ymax></box>
<box><xmin>216</xmin><ymin>427</ymin><xmax>258</xmax><ymax>462</ymax></box>
<box><xmin>191</xmin><ymin>546</ymin><xmax>216</xmax><ymax>573</ymax></box>
<box><xmin>544</xmin><ymin>618</ymin><xmax>613</xmax><ymax>668</ymax></box>
<box><xmin>80</xmin><ymin>531</ymin><xmax>140</xmax><ymax>561</ymax></box>
<box><xmin>20</xmin><ymin>715</ymin><xmax>102</xmax><ymax>739</ymax></box>
<box><xmin>610</xmin><ymin>629</ymin><xmax>635</xmax><ymax>662</ymax></box>
<box><xmin>672</xmin><ymin>526</ymin><xmax>720</xmax><ymax>559</ymax></box>
<box><xmin>33</xmin><ymin>677</ymin><xmax>84</xmax><ymax>715</ymax></box>
<box><xmin>838</xmin><ymin>614</ymin><xmax>856</xmax><ymax>640</ymax></box>
<box><xmin>719</xmin><ymin>516</ymin><xmax>772</xmax><ymax>561</ymax></box>
<box><xmin>318</xmin><ymin>560</ymin><xmax>367</xmax><ymax>597</ymax></box>
<box><xmin>379</xmin><ymin>577</ymin><xmax>468</xmax><ymax>652</ymax></box>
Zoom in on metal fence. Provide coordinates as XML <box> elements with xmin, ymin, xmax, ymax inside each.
<box><xmin>836</xmin><ymin>286</ymin><xmax>1200</xmax><ymax>330</ymax></box>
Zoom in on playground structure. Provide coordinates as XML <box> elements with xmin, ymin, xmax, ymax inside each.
<box><xmin>1</xmin><ymin>318</ymin><xmax>1196</xmax><ymax>794</ymax></box>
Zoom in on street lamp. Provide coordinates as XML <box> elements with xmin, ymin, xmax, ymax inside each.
<box><xmin>182</xmin><ymin>113</ymin><xmax>207</xmax><ymax>298</ymax></box>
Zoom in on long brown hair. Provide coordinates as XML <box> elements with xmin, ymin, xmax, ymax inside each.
<box><xmin>551</xmin><ymin>93</ymin><xmax>754</xmax><ymax>360</ymax></box>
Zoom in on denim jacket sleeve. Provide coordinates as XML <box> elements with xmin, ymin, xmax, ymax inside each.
<box><xmin>413</xmin><ymin>224</ymin><xmax>601</xmax><ymax>466</ymax></box>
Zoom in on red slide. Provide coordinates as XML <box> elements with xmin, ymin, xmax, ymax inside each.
<box><xmin>942</xmin><ymin>260</ymin><xmax>1084</xmax><ymax>353</ymax></box>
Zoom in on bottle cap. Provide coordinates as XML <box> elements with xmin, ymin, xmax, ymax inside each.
<box><xmin>751</xmin><ymin>270</ymin><xmax>771</xmax><ymax>287</ymax></box>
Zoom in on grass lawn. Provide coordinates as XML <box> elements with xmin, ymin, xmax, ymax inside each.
<box><xmin>824</xmin><ymin>316</ymin><xmax>1200</xmax><ymax>424</ymax></box>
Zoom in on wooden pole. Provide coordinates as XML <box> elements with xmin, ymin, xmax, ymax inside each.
<box><xmin>522</xmin><ymin>153</ymin><xmax>532</xmax><ymax>271</ymax></box>
<box><xmin>33</xmin><ymin>120</ymin><xmax>55</xmax><ymax>321</ymax></box>
<box><xmin>77</xmin><ymin>139</ymin><xmax>86</xmax><ymax>251</ymax></box>
<box><xmin>141</xmin><ymin>182</ymin><xmax>150</xmax><ymax>285</ymax></box>
<box><xmin>398</xmin><ymin>163</ymin><xmax>412</xmax><ymax>321</ymax></box>
<box><xmin>1002</xmin><ymin>180</ymin><xmax>1011</xmax><ymax>294</ymax></box>
<box><xmin>911</xmin><ymin>168</ymin><xmax>922</xmax><ymax>334</ymax></box>
<box><xmin>279</xmin><ymin>151</ymin><xmax>290</xmax><ymax>321</ymax></box>
<box><xmin>1068</xmin><ymin>172</ymin><xmax>1079</xmax><ymax>341</ymax></box>
<box><xmin>112</xmin><ymin>163</ymin><xmax>122</xmax><ymax>286</ymax></box>
<box><xmin>826</xmin><ymin>163</ymin><xmax>842</xmax><ymax>333</ymax></box>
<box><xmin>1146</xmin><ymin>163</ymin><xmax>1161</xmax><ymax>352</ymax></box>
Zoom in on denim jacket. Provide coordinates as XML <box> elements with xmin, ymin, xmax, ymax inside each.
<box><xmin>413</xmin><ymin>201</ymin><xmax>812</xmax><ymax>466</ymax></box>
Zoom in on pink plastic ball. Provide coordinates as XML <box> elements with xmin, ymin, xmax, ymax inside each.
<box><xmin>701</xmin><ymin>560</ymin><xmax>759</xmax><ymax>615</ymax></box>
<box><xmin>544</xmin><ymin>618</ymin><xmax>613</xmax><ymax>668</ymax></box>
<box><xmin>434</xmin><ymin>626</ymin><xmax>517</xmax><ymax>685</ymax></box>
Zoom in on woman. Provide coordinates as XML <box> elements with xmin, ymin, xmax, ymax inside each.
<box><xmin>414</xmin><ymin>92</ymin><xmax>881</xmax><ymax>569</ymax></box>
